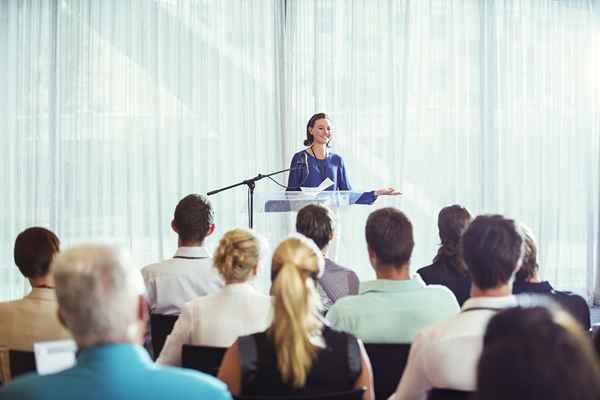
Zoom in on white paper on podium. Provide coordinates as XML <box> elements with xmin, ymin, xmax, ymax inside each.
<box><xmin>300</xmin><ymin>177</ymin><xmax>334</xmax><ymax>196</ymax></box>
<box><xmin>34</xmin><ymin>339</ymin><xmax>77</xmax><ymax>375</ymax></box>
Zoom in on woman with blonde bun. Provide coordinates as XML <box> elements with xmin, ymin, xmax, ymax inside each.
<box><xmin>218</xmin><ymin>236</ymin><xmax>374</xmax><ymax>399</ymax></box>
<box><xmin>157</xmin><ymin>229</ymin><xmax>272</xmax><ymax>366</ymax></box>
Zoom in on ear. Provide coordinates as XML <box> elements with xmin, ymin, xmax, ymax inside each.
<box><xmin>206</xmin><ymin>224</ymin><xmax>216</xmax><ymax>237</ymax></box>
<box><xmin>138</xmin><ymin>295</ymin><xmax>147</xmax><ymax>321</ymax></box>
<box><xmin>367</xmin><ymin>246</ymin><xmax>377</xmax><ymax>265</ymax></box>
<box><xmin>57</xmin><ymin>309</ymin><xmax>67</xmax><ymax>329</ymax></box>
<box><xmin>252</xmin><ymin>264</ymin><xmax>259</xmax><ymax>277</ymax></box>
<box><xmin>171</xmin><ymin>220</ymin><xmax>178</xmax><ymax>234</ymax></box>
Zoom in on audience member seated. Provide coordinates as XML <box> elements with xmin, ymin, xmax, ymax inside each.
<box><xmin>142</xmin><ymin>194</ymin><xmax>223</xmax><ymax>315</ymax></box>
<box><xmin>0</xmin><ymin>227</ymin><xmax>70</xmax><ymax>351</ymax></box>
<box><xmin>389</xmin><ymin>214</ymin><xmax>523</xmax><ymax>400</ymax></box>
<box><xmin>157</xmin><ymin>228</ymin><xmax>272</xmax><ymax>366</ymax></box>
<box><xmin>512</xmin><ymin>225</ymin><xmax>590</xmax><ymax>330</ymax></box>
<box><xmin>476</xmin><ymin>306</ymin><xmax>600</xmax><ymax>400</ymax></box>
<box><xmin>296</xmin><ymin>204</ymin><xmax>359</xmax><ymax>312</ymax></box>
<box><xmin>417</xmin><ymin>205</ymin><xmax>472</xmax><ymax>306</ymax></box>
<box><xmin>327</xmin><ymin>208</ymin><xmax>459</xmax><ymax>344</ymax></box>
<box><xmin>218</xmin><ymin>236</ymin><xmax>374</xmax><ymax>399</ymax></box>
<box><xmin>0</xmin><ymin>245</ymin><xmax>231</xmax><ymax>400</ymax></box>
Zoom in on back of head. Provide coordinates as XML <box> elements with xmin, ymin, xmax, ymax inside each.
<box><xmin>295</xmin><ymin>204</ymin><xmax>335</xmax><ymax>250</ymax></box>
<box><xmin>52</xmin><ymin>244</ymin><xmax>144</xmax><ymax>348</ymax></box>
<box><xmin>213</xmin><ymin>228</ymin><xmax>265</xmax><ymax>284</ymax></box>
<box><xmin>270</xmin><ymin>236</ymin><xmax>323</xmax><ymax>388</ymax></box>
<box><xmin>365</xmin><ymin>207</ymin><xmax>414</xmax><ymax>268</ymax></box>
<box><xmin>460</xmin><ymin>215</ymin><xmax>523</xmax><ymax>290</ymax></box>
<box><xmin>514</xmin><ymin>224</ymin><xmax>539</xmax><ymax>282</ymax></box>
<box><xmin>434</xmin><ymin>205</ymin><xmax>471</xmax><ymax>275</ymax></box>
<box><xmin>476</xmin><ymin>306</ymin><xmax>600</xmax><ymax>400</ymax></box>
<box><xmin>14</xmin><ymin>227</ymin><xmax>60</xmax><ymax>279</ymax></box>
<box><xmin>173</xmin><ymin>194</ymin><xmax>214</xmax><ymax>243</ymax></box>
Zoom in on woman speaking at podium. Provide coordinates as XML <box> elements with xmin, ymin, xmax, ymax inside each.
<box><xmin>286</xmin><ymin>113</ymin><xmax>399</xmax><ymax>204</ymax></box>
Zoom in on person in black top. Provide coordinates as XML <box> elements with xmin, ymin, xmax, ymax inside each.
<box><xmin>218</xmin><ymin>235</ymin><xmax>374</xmax><ymax>399</ymax></box>
<box><xmin>512</xmin><ymin>225</ymin><xmax>591</xmax><ymax>330</ymax></box>
<box><xmin>417</xmin><ymin>205</ymin><xmax>472</xmax><ymax>305</ymax></box>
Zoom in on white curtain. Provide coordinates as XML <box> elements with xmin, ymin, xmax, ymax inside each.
<box><xmin>283</xmin><ymin>0</ymin><xmax>600</xmax><ymax>300</ymax></box>
<box><xmin>0</xmin><ymin>0</ymin><xmax>284</xmax><ymax>298</ymax></box>
<box><xmin>2</xmin><ymin>0</ymin><xmax>600</xmax><ymax>301</ymax></box>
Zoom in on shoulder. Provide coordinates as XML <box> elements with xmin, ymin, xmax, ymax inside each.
<box><xmin>291</xmin><ymin>149</ymin><xmax>309</xmax><ymax>160</ymax></box>
<box><xmin>324</xmin><ymin>259</ymin><xmax>356</xmax><ymax>275</ymax></box>
<box><xmin>327</xmin><ymin>293</ymin><xmax>362</xmax><ymax>315</ymax></box>
<box><xmin>0</xmin><ymin>370</ymin><xmax>71</xmax><ymax>399</ymax></box>
<box><xmin>328</xmin><ymin>152</ymin><xmax>343</xmax><ymax>164</ymax></box>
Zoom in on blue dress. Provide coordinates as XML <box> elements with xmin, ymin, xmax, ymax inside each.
<box><xmin>286</xmin><ymin>149</ymin><xmax>376</xmax><ymax>205</ymax></box>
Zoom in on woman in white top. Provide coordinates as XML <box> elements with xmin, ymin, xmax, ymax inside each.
<box><xmin>157</xmin><ymin>228</ymin><xmax>272</xmax><ymax>366</ymax></box>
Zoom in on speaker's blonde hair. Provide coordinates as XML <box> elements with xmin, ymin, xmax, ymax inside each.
<box><xmin>269</xmin><ymin>236</ymin><xmax>323</xmax><ymax>388</ymax></box>
<box><xmin>213</xmin><ymin>229</ymin><xmax>263</xmax><ymax>283</ymax></box>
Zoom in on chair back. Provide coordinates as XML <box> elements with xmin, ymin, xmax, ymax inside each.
<box><xmin>150</xmin><ymin>314</ymin><xmax>178</xmax><ymax>359</ymax></box>
<box><xmin>181</xmin><ymin>345</ymin><xmax>227</xmax><ymax>376</ymax></box>
<box><xmin>428</xmin><ymin>389</ymin><xmax>472</xmax><ymax>400</ymax></box>
<box><xmin>234</xmin><ymin>387</ymin><xmax>366</xmax><ymax>400</ymax></box>
<box><xmin>364</xmin><ymin>343</ymin><xmax>411</xmax><ymax>400</ymax></box>
<box><xmin>9</xmin><ymin>350</ymin><xmax>36</xmax><ymax>379</ymax></box>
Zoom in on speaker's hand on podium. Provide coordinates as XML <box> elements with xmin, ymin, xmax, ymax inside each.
<box><xmin>375</xmin><ymin>187</ymin><xmax>402</xmax><ymax>196</ymax></box>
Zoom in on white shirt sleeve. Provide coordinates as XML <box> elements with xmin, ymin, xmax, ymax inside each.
<box><xmin>388</xmin><ymin>331</ymin><xmax>431</xmax><ymax>400</ymax></box>
<box><xmin>156</xmin><ymin>304</ymin><xmax>193</xmax><ymax>366</ymax></box>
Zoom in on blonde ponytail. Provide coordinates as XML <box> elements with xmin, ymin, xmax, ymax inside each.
<box><xmin>269</xmin><ymin>237</ymin><xmax>323</xmax><ymax>388</ymax></box>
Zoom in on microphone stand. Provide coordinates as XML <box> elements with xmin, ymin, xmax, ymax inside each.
<box><xmin>207</xmin><ymin>168</ymin><xmax>291</xmax><ymax>229</ymax></box>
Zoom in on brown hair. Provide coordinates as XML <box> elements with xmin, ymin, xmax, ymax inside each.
<box><xmin>173</xmin><ymin>194</ymin><xmax>213</xmax><ymax>243</ymax></box>
<box><xmin>14</xmin><ymin>227</ymin><xmax>60</xmax><ymax>279</ymax></box>
<box><xmin>515</xmin><ymin>225</ymin><xmax>539</xmax><ymax>282</ymax></box>
<box><xmin>434</xmin><ymin>205</ymin><xmax>472</xmax><ymax>275</ymax></box>
<box><xmin>295</xmin><ymin>204</ymin><xmax>335</xmax><ymax>250</ymax></box>
<box><xmin>304</xmin><ymin>113</ymin><xmax>330</xmax><ymax>146</ymax></box>
<box><xmin>365</xmin><ymin>207</ymin><xmax>414</xmax><ymax>267</ymax></box>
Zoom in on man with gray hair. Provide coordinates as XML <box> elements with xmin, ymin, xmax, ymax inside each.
<box><xmin>0</xmin><ymin>244</ymin><xmax>231</xmax><ymax>400</ymax></box>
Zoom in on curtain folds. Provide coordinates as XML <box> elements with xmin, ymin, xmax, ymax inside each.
<box><xmin>1</xmin><ymin>0</ymin><xmax>599</xmax><ymax>301</ymax></box>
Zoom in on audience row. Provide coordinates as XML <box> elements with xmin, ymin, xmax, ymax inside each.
<box><xmin>0</xmin><ymin>193</ymin><xmax>597</xmax><ymax>400</ymax></box>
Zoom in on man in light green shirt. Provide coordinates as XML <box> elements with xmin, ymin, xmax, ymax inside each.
<box><xmin>326</xmin><ymin>207</ymin><xmax>460</xmax><ymax>343</ymax></box>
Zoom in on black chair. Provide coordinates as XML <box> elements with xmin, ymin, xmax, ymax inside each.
<box><xmin>234</xmin><ymin>387</ymin><xmax>366</xmax><ymax>400</ymax></box>
<box><xmin>364</xmin><ymin>343</ymin><xmax>411</xmax><ymax>400</ymax></box>
<box><xmin>428</xmin><ymin>389</ymin><xmax>472</xmax><ymax>400</ymax></box>
<box><xmin>9</xmin><ymin>350</ymin><xmax>36</xmax><ymax>379</ymax></box>
<box><xmin>150</xmin><ymin>314</ymin><xmax>178</xmax><ymax>359</ymax></box>
<box><xmin>181</xmin><ymin>345</ymin><xmax>227</xmax><ymax>376</ymax></box>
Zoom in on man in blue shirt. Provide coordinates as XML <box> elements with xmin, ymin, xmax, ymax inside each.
<box><xmin>327</xmin><ymin>207</ymin><xmax>459</xmax><ymax>343</ymax></box>
<box><xmin>0</xmin><ymin>244</ymin><xmax>231</xmax><ymax>400</ymax></box>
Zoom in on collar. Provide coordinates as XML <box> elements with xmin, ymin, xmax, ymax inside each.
<box><xmin>173</xmin><ymin>246</ymin><xmax>210</xmax><ymax>259</ymax></box>
<box><xmin>222</xmin><ymin>282</ymin><xmax>259</xmax><ymax>293</ymax></box>
<box><xmin>461</xmin><ymin>295</ymin><xmax>518</xmax><ymax>311</ymax></box>
<box><xmin>359</xmin><ymin>279</ymin><xmax>425</xmax><ymax>294</ymax></box>
<box><xmin>26</xmin><ymin>287</ymin><xmax>58</xmax><ymax>302</ymax></box>
<box><xmin>77</xmin><ymin>343</ymin><xmax>150</xmax><ymax>369</ymax></box>
<box><xmin>513</xmin><ymin>280</ymin><xmax>553</xmax><ymax>293</ymax></box>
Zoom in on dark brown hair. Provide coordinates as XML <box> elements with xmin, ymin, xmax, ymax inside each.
<box><xmin>515</xmin><ymin>225</ymin><xmax>539</xmax><ymax>282</ymax></box>
<box><xmin>460</xmin><ymin>214</ymin><xmax>523</xmax><ymax>290</ymax></box>
<box><xmin>173</xmin><ymin>194</ymin><xmax>214</xmax><ymax>243</ymax></box>
<box><xmin>476</xmin><ymin>306</ymin><xmax>600</xmax><ymax>400</ymax></box>
<box><xmin>295</xmin><ymin>204</ymin><xmax>334</xmax><ymax>250</ymax></box>
<box><xmin>14</xmin><ymin>227</ymin><xmax>60</xmax><ymax>279</ymax></box>
<box><xmin>304</xmin><ymin>113</ymin><xmax>330</xmax><ymax>146</ymax></box>
<box><xmin>434</xmin><ymin>205</ymin><xmax>472</xmax><ymax>275</ymax></box>
<box><xmin>365</xmin><ymin>207</ymin><xmax>414</xmax><ymax>267</ymax></box>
